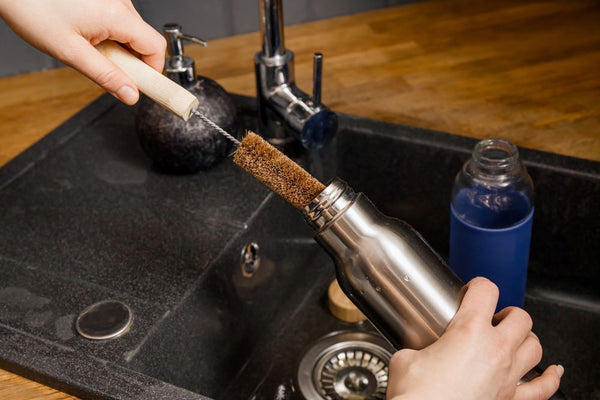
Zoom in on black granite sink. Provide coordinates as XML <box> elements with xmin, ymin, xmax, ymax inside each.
<box><xmin>0</xmin><ymin>95</ymin><xmax>598</xmax><ymax>400</ymax></box>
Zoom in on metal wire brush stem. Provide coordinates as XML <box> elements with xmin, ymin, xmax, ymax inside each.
<box><xmin>192</xmin><ymin>110</ymin><xmax>240</xmax><ymax>146</ymax></box>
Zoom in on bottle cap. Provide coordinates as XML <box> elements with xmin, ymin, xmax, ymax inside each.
<box><xmin>328</xmin><ymin>279</ymin><xmax>366</xmax><ymax>323</ymax></box>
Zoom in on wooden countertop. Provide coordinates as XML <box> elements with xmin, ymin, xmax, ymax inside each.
<box><xmin>1</xmin><ymin>0</ymin><xmax>599</xmax><ymax>398</ymax></box>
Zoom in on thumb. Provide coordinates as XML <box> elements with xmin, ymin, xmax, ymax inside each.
<box><xmin>61</xmin><ymin>37</ymin><xmax>139</xmax><ymax>105</ymax></box>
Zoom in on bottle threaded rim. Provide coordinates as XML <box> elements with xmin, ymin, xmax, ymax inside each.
<box><xmin>472</xmin><ymin>138</ymin><xmax>519</xmax><ymax>171</ymax></box>
<box><xmin>303</xmin><ymin>178</ymin><xmax>355</xmax><ymax>230</ymax></box>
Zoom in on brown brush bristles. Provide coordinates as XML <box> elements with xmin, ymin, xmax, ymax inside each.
<box><xmin>233</xmin><ymin>132</ymin><xmax>326</xmax><ymax>210</ymax></box>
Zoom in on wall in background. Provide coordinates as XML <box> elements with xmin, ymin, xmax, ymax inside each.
<box><xmin>0</xmin><ymin>0</ymin><xmax>415</xmax><ymax>77</ymax></box>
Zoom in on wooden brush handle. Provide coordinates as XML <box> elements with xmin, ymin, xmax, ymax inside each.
<box><xmin>96</xmin><ymin>41</ymin><xmax>199</xmax><ymax>121</ymax></box>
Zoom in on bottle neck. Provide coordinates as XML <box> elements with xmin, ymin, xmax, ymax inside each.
<box><xmin>303</xmin><ymin>178</ymin><xmax>356</xmax><ymax>230</ymax></box>
<box><xmin>468</xmin><ymin>138</ymin><xmax>521</xmax><ymax>181</ymax></box>
<box><xmin>454</xmin><ymin>138</ymin><xmax>534</xmax><ymax>227</ymax></box>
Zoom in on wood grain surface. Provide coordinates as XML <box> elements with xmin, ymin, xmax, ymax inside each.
<box><xmin>1</xmin><ymin>0</ymin><xmax>599</xmax><ymax>398</ymax></box>
<box><xmin>0</xmin><ymin>369</ymin><xmax>80</xmax><ymax>400</ymax></box>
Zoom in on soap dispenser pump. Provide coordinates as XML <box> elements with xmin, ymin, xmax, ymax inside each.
<box><xmin>163</xmin><ymin>23</ymin><xmax>208</xmax><ymax>88</ymax></box>
<box><xmin>135</xmin><ymin>23</ymin><xmax>237</xmax><ymax>174</ymax></box>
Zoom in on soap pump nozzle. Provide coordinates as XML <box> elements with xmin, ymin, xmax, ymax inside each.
<box><xmin>163</xmin><ymin>23</ymin><xmax>207</xmax><ymax>88</ymax></box>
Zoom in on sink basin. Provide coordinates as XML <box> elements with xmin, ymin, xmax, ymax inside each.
<box><xmin>0</xmin><ymin>94</ymin><xmax>598</xmax><ymax>399</ymax></box>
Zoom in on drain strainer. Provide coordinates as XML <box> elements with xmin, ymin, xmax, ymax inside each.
<box><xmin>297</xmin><ymin>331</ymin><xmax>393</xmax><ymax>400</ymax></box>
<box><xmin>76</xmin><ymin>300</ymin><xmax>133</xmax><ymax>340</ymax></box>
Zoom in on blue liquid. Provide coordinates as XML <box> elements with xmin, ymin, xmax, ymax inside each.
<box><xmin>449</xmin><ymin>187</ymin><xmax>533</xmax><ymax>310</ymax></box>
<box><xmin>452</xmin><ymin>186</ymin><xmax>531</xmax><ymax>229</ymax></box>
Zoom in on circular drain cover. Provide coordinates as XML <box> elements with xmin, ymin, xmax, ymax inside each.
<box><xmin>76</xmin><ymin>300</ymin><xmax>133</xmax><ymax>340</ymax></box>
<box><xmin>298</xmin><ymin>331</ymin><xmax>393</xmax><ymax>400</ymax></box>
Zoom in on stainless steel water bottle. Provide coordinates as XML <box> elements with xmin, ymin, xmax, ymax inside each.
<box><xmin>302</xmin><ymin>178</ymin><xmax>565</xmax><ymax>398</ymax></box>
<box><xmin>303</xmin><ymin>178</ymin><xmax>465</xmax><ymax>350</ymax></box>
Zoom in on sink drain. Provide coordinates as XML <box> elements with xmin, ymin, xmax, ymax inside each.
<box><xmin>76</xmin><ymin>300</ymin><xmax>133</xmax><ymax>340</ymax></box>
<box><xmin>297</xmin><ymin>331</ymin><xmax>393</xmax><ymax>400</ymax></box>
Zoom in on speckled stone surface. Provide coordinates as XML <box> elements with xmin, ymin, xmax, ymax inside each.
<box><xmin>0</xmin><ymin>94</ymin><xmax>266</xmax><ymax>400</ymax></box>
<box><xmin>135</xmin><ymin>77</ymin><xmax>237</xmax><ymax>174</ymax></box>
<box><xmin>0</xmin><ymin>94</ymin><xmax>598</xmax><ymax>400</ymax></box>
<box><xmin>0</xmin><ymin>98</ymin><xmax>263</xmax><ymax>308</ymax></box>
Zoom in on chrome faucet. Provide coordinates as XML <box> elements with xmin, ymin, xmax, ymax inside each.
<box><xmin>254</xmin><ymin>0</ymin><xmax>337</xmax><ymax>151</ymax></box>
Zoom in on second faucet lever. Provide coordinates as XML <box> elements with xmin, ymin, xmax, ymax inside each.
<box><xmin>313</xmin><ymin>53</ymin><xmax>323</xmax><ymax>108</ymax></box>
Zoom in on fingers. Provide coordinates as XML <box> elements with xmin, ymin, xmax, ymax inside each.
<box><xmin>387</xmin><ymin>349</ymin><xmax>418</xmax><ymax>397</ymax></box>
<box><xmin>514</xmin><ymin>332</ymin><xmax>543</xmax><ymax>379</ymax></box>
<box><xmin>389</xmin><ymin>348</ymin><xmax>418</xmax><ymax>371</ymax></box>
<box><xmin>494</xmin><ymin>306</ymin><xmax>533</xmax><ymax>345</ymax></box>
<box><xmin>66</xmin><ymin>0</ymin><xmax>164</xmax><ymax>102</ymax></box>
<box><xmin>105</xmin><ymin>5</ymin><xmax>166</xmax><ymax>72</ymax></box>
<box><xmin>117</xmin><ymin>0</ymin><xmax>141</xmax><ymax>16</ymax></box>
<box><xmin>514</xmin><ymin>365</ymin><xmax>563</xmax><ymax>400</ymax></box>
<box><xmin>62</xmin><ymin>36</ymin><xmax>139</xmax><ymax>104</ymax></box>
<box><xmin>453</xmin><ymin>277</ymin><xmax>499</xmax><ymax>325</ymax></box>
<box><xmin>137</xmin><ymin>30</ymin><xmax>167</xmax><ymax>73</ymax></box>
<box><xmin>0</xmin><ymin>0</ymin><xmax>164</xmax><ymax>105</ymax></box>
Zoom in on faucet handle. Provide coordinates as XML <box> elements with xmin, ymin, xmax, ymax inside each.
<box><xmin>299</xmin><ymin>51</ymin><xmax>337</xmax><ymax>150</ymax></box>
<box><xmin>312</xmin><ymin>52</ymin><xmax>323</xmax><ymax>107</ymax></box>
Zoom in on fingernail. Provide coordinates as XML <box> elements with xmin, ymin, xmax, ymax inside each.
<box><xmin>116</xmin><ymin>86</ymin><xmax>138</xmax><ymax>104</ymax></box>
<box><xmin>556</xmin><ymin>364</ymin><xmax>564</xmax><ymax>378</ymax></box>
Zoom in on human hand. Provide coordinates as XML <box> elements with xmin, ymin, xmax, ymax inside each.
<box><xmin>0</xmin><ymin>0</ymin><xmax>166</xmax><ymax>105</ymax></box>
<box><xmin>387</xmin><ymin>277</ymin><xmax>563</xmax><ymax>400</ymax></box>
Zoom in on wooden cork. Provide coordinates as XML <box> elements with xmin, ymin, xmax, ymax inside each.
<box><xmin>233</xmin><ymin>132</ymin><xmax>325</xmax><ymax>209</ymax></box>
<box><xmin>328</xmin><ymin>280</ymin><xmax>366</xmax><ymax>323</ymax></box>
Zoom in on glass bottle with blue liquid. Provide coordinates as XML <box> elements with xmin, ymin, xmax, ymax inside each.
<box><xmin>450</xmin><ymin>138</ymin><xmax>534</xmax><ymax>311</ymax></box>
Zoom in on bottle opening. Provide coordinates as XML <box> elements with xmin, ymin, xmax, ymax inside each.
<box><xmin>304</xmin><ymin>178</ymin><xmax>355</xmax><ymax>230</ymax></box>
<box><xmin>472</xmin><ymin>139</ymin><xmax>519</xmax><ymax>173</ymax></box>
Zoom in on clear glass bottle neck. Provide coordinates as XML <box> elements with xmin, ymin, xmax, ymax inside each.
<box><xmin>453</xmin><ymin>138</ymin><xmax>534</xmax><ymax>227</ymax></box>
<box><xmin>469</xmin><ymin>138</ymin><xmax>521</xmax><ymax>178</ymax></box>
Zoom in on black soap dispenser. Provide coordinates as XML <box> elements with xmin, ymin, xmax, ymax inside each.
<box><xmin>135</xmin><ymin>23</ymin><xmax>237</xmax><ymax>174</ymax></box>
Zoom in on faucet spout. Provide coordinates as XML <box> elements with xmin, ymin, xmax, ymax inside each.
<box><xmin>255</xmin><ymin>0</ymin><xmax>337</xmax><ymax>151</ymax></box>
<box><xmin>260</xmin><ymin>0</ymin><xmax>285</xmax><ymax>59</ymax></box>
